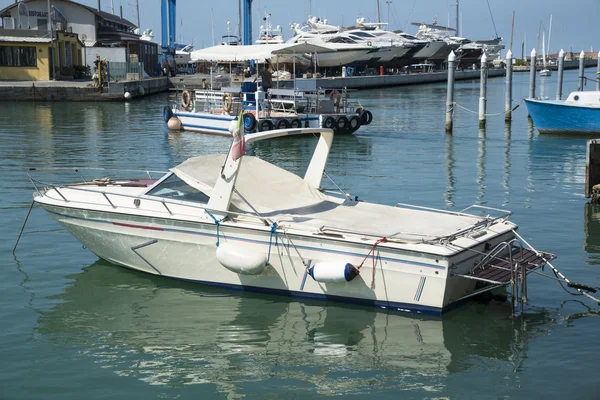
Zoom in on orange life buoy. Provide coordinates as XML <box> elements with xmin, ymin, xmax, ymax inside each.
<box><xmin>222</xmin><ymin>92</ymin><xmax>233</xmax><ymax>113</ymax></box>
<box><xmin>181</xmin><ymin>89</ymin><xmax>192</xmax><ymax>109</ymax></box>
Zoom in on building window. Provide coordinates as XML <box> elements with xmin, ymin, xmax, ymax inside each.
<box><xmin>0</xmin><ymin>46</ymin><xmax>37</xmax><ymax>67</ymax></box>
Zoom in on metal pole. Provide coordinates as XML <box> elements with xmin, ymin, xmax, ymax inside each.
<box><xmin>445</xmin><ymin>51</ymin><xmax>456</xmax><ymax>134</ymax></box>
<box><xmin>456</xmin><ymin>0</ymin><xmax>459</xmax><ymax>37</ymax></box>
<box><xmin>556</xmin><ymin>49</ymin><xmax>565</xmax><ymax>100</ymax></box>
<box><xmin>529</xmin><ymin>48</ymin><xmax>536</xmax><ymax>99</ymax></box>
<box><xmin>578</xmin><ymin>50</ymin><xmax>585</xmax><ymax>91</ymax></box>
<box><xmin>505</xmin><ymin>49</ymin><xmax>513</xmax><ymax>122</ymax></box>
<box><xmin>479</xmin><ymin>52</ymin><xmax>488</xmax><ymax>128</ymax></box>
<box><xmin>597</xmin><ymin>51</ymin><xmax>600</xmax><ymax>92</ymax></box>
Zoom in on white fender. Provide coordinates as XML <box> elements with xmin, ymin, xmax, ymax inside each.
<box><xmin>308</xmin><ymin>262</ymin><xmax>359</xmax><ymax>283</ymax></box>
<box><xmin>216</xmin><ymin>242</ymin><xmax>267</xmax><ymax>275</ymax></box>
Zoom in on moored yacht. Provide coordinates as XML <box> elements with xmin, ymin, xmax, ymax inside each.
<box><xmin>28</xmin><ymin>127</ymin><xmax>555</xmax><ymax>315</ymax></box>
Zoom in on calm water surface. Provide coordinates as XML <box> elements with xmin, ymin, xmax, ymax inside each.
<box><xmin>2</xmin><ymin>69</ymin><xmax>600</xmax><ymax>399</ymax></box>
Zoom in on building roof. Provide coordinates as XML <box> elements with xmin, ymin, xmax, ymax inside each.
<box><xmin>0</xmin><ymin>36</ymin><xmax>52</xmax><ymax>43</ymax></box>
<box><xmin>0</xmin><ymin>0</ymin><xmax>138</xmax><ymax>29</ymax></box>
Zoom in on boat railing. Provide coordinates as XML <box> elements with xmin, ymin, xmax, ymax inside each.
<box><xmin>27</xmin><ymin>167</ymin><xmax>272</xmax><ymax>227</ymax></box>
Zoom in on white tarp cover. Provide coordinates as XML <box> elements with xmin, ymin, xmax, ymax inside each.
<box><xmin>171</xmin><ymin>154</ymin><xmax>485</xmax><ymax>239</ymax></box>
<box><xmin>190</xmin><ymin>42</ymin><xmax>336</xmax><ymax>62</ymax></box>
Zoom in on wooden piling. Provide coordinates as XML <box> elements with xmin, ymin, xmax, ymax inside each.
<box><xmin>578</xmin><ymin>50</ymin><xmax>585</xmax><ymax>91</ymax></box>
<box><xmin>445</xmin><ymin>51</ymin><xmax>456</xmax><ymax>134</ymax></box>
<box><xmin>505</xmin><ymin>50</ymin><xmax>513</xmax><ymax>122</ymax></box>
<box><xmin>556</xmin><ymin>49</ymin><xmax>565</xmax><ymax>100</ymax></box>
<box><xmin>587</xmin><ymin>140</ymin><xmax>600</xmax><ymax>202</ymax></box>
<box><xmin>479</xmin><ymin>53</ymin><xmax>488</xmax><ymax>128</ymax></box>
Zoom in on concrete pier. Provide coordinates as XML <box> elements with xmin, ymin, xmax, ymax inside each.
<box><xmin>0</xmin><ymin>78</ymin><xmax>169</xmax><ymax>102</ymax></box>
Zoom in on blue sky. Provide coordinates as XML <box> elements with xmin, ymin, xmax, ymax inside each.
<box><xmin>4</xmin><ymin>0</ymin><xmax>599</xmax><ymax>56</ymax></box>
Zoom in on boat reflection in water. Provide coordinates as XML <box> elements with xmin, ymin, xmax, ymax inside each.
<box><xmin>34</xmin><ymin>261</ymin><xmax>554</xmax><ymax>396</ymax></box>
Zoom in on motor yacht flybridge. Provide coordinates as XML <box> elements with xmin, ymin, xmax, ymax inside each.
<box><xmin>24</xmin><ymin>127</ymin><xmax>573</xmax><ymax>316</ymax></box>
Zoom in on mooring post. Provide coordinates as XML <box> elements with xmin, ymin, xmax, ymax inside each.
<box><xmin>556</xmin><ymin>49</ymin><xmax>565</xmax><ymax>100</ymax></box>
<box><xmin>528</xmin><ymin>48</ymin><xmax>537</xmax><ymax>100</ymax></box>
<box><xmin>586</xmin><ymin>139</ymin><xmax>600</xmax><ymax>202</ymax></box>
<box><xmin>445</xmin><ymin>51</ymin><xmax>456</xmax><ymax>134</ymax></box>
<box><xmin>505</xmin><ymin>50</ymin><xmax>513</xmax><ymax>122</ymax></box>
<box><xmin>578</xmin><ymin>50</ymin><xmax>585</xmax><ymax>91</ymax></box>
<box><xmin>596</xmin><ymin>51</ymin><xmax>600</xmax><ymax>92</ymax></box>
<box><xmin>479</xmin><ymin>53</ymin><xmax>488</xmax><ymax>128</ymax></box>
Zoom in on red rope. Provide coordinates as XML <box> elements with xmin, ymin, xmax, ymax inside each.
<box><xmin>357</xmin><ymin>237</ymin><xmax>387</xmax><ymax>288</ymax></box>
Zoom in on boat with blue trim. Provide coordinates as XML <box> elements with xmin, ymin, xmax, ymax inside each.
<box><xmin>165</xmin><ymin>83</ymin><xmax>371</xmax><ymax>136</ymax></box>
<box><xmin>27</xmin><ymin>128</ymin><xmax>555</xmax><ymax>315</ymax></box>
<box><xmin>525</xmin><ymin>91</ymin><xmax>600</xmax><ymax>135</ymax></box>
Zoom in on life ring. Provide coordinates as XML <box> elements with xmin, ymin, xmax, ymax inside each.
<box><xmin>222</xmin><ymin>92</ymin><xmax>233</xmax><ymax>113</ymax></box>
<box><xmin>329</xmin><ymin>89</ymin><xmax>341</xmax><ymax>112</ymax></box>
<box><xmin>367</xmin><ymin>41</ymin><xmax>372</xmax><ymax>46</ymax></box>
<box><xmin>181</xmin><ymin>90</ymin><xmax>192</xmax><ymax>109</ymax></box>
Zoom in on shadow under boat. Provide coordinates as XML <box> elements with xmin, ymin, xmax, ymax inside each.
<box><xmin>34</xmin><ymin>260</ymin><xmax>555</xmax><ymax>394</ymax></box>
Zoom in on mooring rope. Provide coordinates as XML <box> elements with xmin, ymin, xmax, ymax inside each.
<box><xmin>453</xmin><ymin>98</ymin><xmax>524</xmax><ymax>118</ymax></box>
<box><xmin>281</xmin><ymin>227</ymin><xmax>308</xmax><ymax>268</ymax></box>
<box><xmin>357</xmin><ymin>237</ymin><xmax>387</xmax><ymax>289</ymax></box>
<box><xmin>266</xmin><ymin>222</ymin><xmax>278</xmax><ymax>266</ymax></box>
<box><xmin>512</xmin><ymin>230</ymin><xmax>600</xmax><ymax>305</ymax></box>
<box><xmin>204</xmin><ymin>210</ymin><xmax>226</xmax><ymax>247</ymax></box>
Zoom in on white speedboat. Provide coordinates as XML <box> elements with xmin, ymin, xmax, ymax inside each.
<box><xmin>29</xmin><ymin>128</ymin><xmax>554</xmax><ymax>315</ymax></box>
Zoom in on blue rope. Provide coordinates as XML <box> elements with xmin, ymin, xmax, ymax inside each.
<box><xmin>266</xmin><ymin>222</ymin><xmax>278</xmax><ymax>265</ymax></box>
<box><xmin>205</xmin><ymin>210</ymin><xmax>226</xmax><ymax>247</ymax></box>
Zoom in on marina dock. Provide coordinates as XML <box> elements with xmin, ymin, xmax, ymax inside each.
<box><xmin>168</xmin><ymin>68</ymin><xmax>506</xmax><ymax>91</ymax></box>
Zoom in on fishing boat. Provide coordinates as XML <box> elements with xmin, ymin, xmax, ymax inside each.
<box><xmin>525</xmin><ymin>91</ymin><xmax>600</xmax><ymax>134</ymax></box>
<box><xmin>26</xmin><ymin>127</ymin><xmax>557</xmax><ymax>316</ymax></box>
<box><xmin>171</xmin><ymin>42</ymin><xmax>372</xmax><ymax>135</ymax></box>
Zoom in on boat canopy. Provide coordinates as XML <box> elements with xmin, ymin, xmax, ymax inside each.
<box><xmin>170</xmin><ymin>154</ymin><xmax>485</xmax><ymax>239</ymax></box>
<box><xmin>190</xmin><ymin>42</ymin><xmax>335</xmax><ymax>62</ymax></box>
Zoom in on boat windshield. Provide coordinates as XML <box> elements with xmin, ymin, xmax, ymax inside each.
<box><xmin>146</xmin><ymin>174</ymin><xmax>210</xmax><ymax>203</ymax></box>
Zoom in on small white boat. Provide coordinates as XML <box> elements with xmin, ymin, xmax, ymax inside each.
<box><xmin>540</xmin><ymin>32</ymin><xmax>552</xmax><ymax>77</ymax></box>
<box><xmin>29</xmin><ymin>128</ymin><xmax>555</xmax><ymax>315</ymax></box>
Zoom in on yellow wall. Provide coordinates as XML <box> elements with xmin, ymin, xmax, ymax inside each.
<box><xmin>0</xmin><ymin>33</ymin><xmax>83</xmax><ymax>81</ymax></box>
<box><xmin>0</xmin><ymin>42</ymin><xmax>50</xmax><ymax>81</ymax></box>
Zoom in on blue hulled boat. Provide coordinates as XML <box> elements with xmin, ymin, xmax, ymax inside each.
<box><xmin>525</xmin><ymin>91</ymin><xmax>600</xmax><ymax>135</ymax></box>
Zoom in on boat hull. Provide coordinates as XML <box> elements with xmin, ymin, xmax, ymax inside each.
<box><xmin>174</xmin><ymin>110</ymin><xmax>235</xmax><ymax>135</ymax></box>
<box><xmin>525</xmin><ymin>98</ymin><xmax>600</xmax><ymax>134</ymax></box>
<box><xmin>40</xmin><ymin>203</ymin><xmax>513</xmax><ymax>315</ymax></box>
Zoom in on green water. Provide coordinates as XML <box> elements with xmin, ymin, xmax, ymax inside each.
<box><xmin>2</xmin><ymin>70</ymin><xmax>600</xmax><ymax>399</ymax></box>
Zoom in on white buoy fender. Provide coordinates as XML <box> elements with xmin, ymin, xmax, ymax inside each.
<box><xmin>308</xmin><ymin>262</ymin><xmax>359</xmax><ymax>283</ymax></box>
<box><xmin>167</xmin><ymin>116</ymin><xmax>182</xmax><ymax>130</ymax></box>
<box><xmin>216</xmin><ymin>242</ymin><xmax>268</xmax><ymax>275</ymax></box>
<box><xmin>124</xmin><ymin>91</ymin><xmax>132</xmax><ymax>99</ymax></box>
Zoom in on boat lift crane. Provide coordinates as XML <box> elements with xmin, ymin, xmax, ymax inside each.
<box><xmin>159</xmin><ymin>0</ymin><xmax>177</xmax><ymax>76</ymax></box>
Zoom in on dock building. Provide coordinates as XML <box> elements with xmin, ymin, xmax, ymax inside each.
<box><xmin>0</xmin><ymin>0</ymin><xmax>159</xmax><ymax>80</ymax></box>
